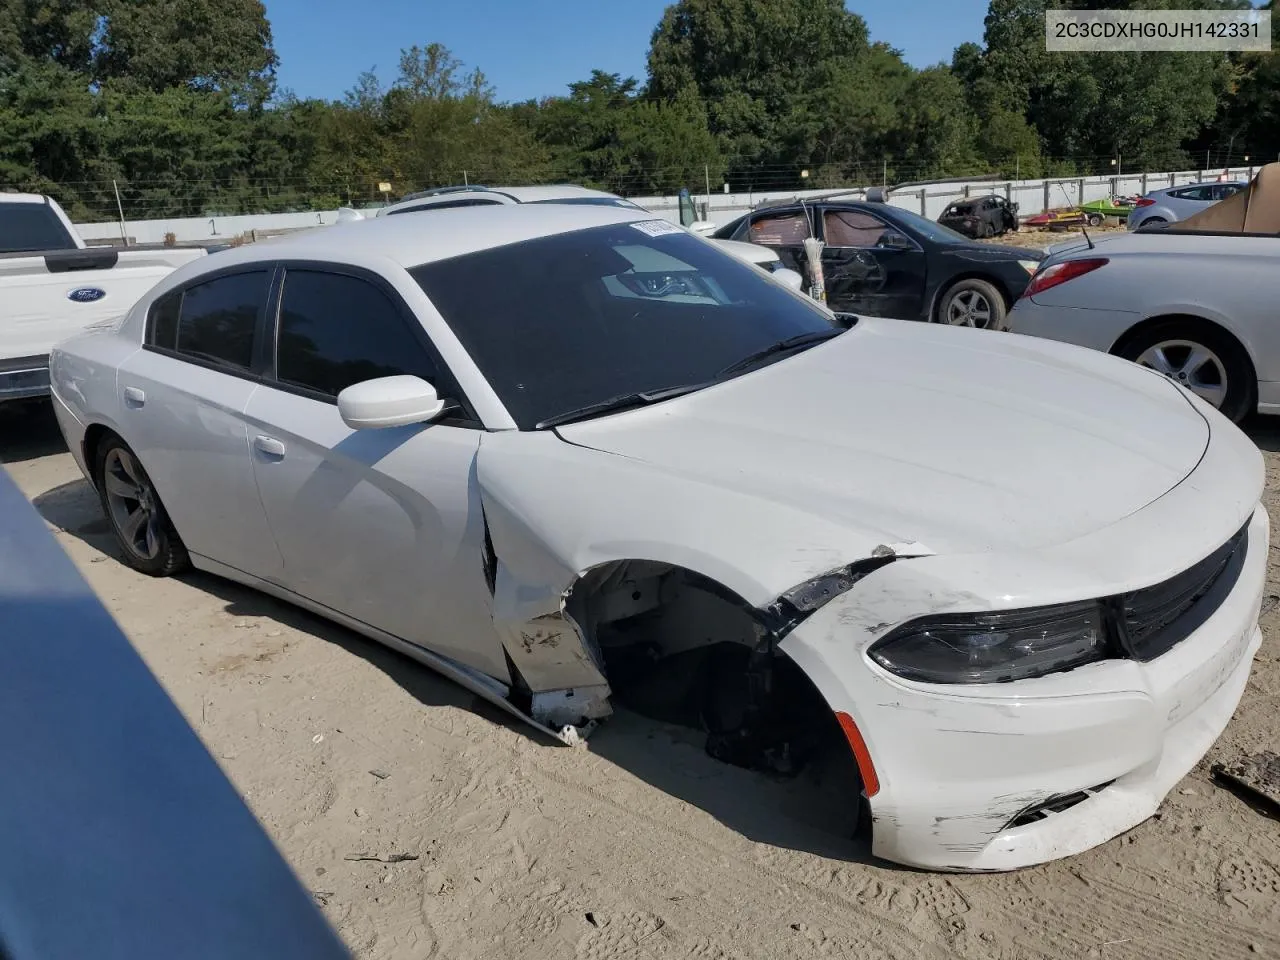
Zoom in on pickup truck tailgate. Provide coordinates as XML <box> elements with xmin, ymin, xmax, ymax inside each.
<box><xmin>0</xmin><ymin>247</ymin><xmax>205</xmax><ymax>361</ymax></box>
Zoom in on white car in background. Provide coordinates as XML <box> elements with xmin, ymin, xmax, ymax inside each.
<box><xmin>1010</xmin><ymin>164</ymin><xmax>1280</xmax><ymax>423</ymax></box>
<box><xmin>47</xmin><ymin>204</ymin><xmax>1265</xmax><ymax>872</ymax></box>
<box><xmin>373</xmin><ymin>184</ymin><xmax>803</xmax><ymax>289</ymax></box>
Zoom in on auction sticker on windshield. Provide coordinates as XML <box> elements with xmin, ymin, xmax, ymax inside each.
<box><xmin>631</xmin><ymin>219</ymin><xmax>684</xmax><ymax>237</ymax></box>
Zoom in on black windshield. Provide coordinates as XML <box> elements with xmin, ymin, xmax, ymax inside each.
<box><xmin>411</xmin><ymin>223</ymin><xmax>838</xmax><ymax>429</ymax></box>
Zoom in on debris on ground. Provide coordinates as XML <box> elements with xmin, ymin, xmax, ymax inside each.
<box><xmin>344</xmin><ymin>853</ymin><xmax>420</xmax><ymax>863</ymax></box>
<box><xmin>368</xmin><ymin>768</ymin><xmax>390</xmax><ymax>780</ymax></box>
<box><xmin>1212</xmin><ymin>751</ymin><xmax>1280</xmax><ymax>819</ymax></box>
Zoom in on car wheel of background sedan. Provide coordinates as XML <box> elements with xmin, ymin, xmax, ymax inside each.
<box><xmin>937</xmin><ymin>279</ymin><xmax>1007</xmax><ymax>331</ymax></box>
<box><xmin>1140</xmin><ymin>216</ymin><xmax>1167</xmax><ymax>228</ymax></box>
<box><xmin>95</xmin><ymin>434</ymin><xmax>190</xmax><ymax>577</ymax></box>
<box><xmin>1117</xmin><ymin>320</ymin><xmax>1256</xmax><ymax>423</ymax></box>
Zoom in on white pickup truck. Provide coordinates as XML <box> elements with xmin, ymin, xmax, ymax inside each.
<box><xmin>1</xmin><ymin>193</ymin><xmax>207</xmax><ymax>403</ymax></box>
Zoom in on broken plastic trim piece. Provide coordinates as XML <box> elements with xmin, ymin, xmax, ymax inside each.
<box><xmin>765</xmin><ymin>556</ymin><xmax>897</xmax><ymax>639</ymax></box>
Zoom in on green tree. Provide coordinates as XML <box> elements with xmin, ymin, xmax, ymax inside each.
<box><xmin>647</xmin><ymin>0</ymin><xmax>881</xmax><ymax>185</ymax></box>
<box><xmin>961</xmin><ymin>0</ymin><xmax>1236</xmax><ymax>172</ymax></box>
<box><xmin>523</xmin><ymin>70</ymin><xmax>723</xmax><ymax>193</ymax></box>
<box><xmin>92</xmin><ymin>0</ymin><xmax>278</xmax><ymax>103</ymax></box>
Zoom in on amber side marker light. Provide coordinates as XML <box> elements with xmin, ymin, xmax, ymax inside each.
<box><xmin>835</xmin><ymin>711</ymin><xmax>880</xmax><ymax>798</ymax></box>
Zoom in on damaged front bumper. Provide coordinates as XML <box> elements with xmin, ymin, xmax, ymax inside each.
<box><xmin>780</xmin><ymin>504</ymin><xmax>1268</xmax><ymax>871</ymax></box>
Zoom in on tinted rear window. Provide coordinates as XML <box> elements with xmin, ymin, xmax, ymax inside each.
<box><xmin>0</xmin><ymin>202</ymin><xmax>77</xmax><ymax>254</ymax></box>
<box><xmin>174</xmin><ymin>271</ymin><xmax>268</xmax><ymax>371</ymax></box>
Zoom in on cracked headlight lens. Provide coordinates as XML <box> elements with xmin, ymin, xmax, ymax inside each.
<box><xmin>867</xmin><ymin>601</ymin><xmax>1107</xmax><ymax>684</ymax></box>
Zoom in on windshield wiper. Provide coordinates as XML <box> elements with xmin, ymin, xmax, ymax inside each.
<box><xmin>715</xmin><ymin>329</ymin><xmax>844</xmax><ymax>379</ymax></box>
<box><xmin>536</xmin><ymin>382</ymin><xmax>710</xmax><ymax>430</ymax></box>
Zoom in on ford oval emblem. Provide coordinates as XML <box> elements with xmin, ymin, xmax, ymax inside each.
<box><xmin>68</xmin><ymin>287</ymin><xmax>106</xmax><ymax>303</ymax></box>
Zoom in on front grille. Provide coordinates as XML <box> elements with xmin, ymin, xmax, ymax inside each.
<box><xmin>1119</xmin><ymin>522</ymin><xmax>1249</xmax><ymax>661</ymax></box>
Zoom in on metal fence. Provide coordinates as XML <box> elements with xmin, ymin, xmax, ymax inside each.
<box><xmin>70</xmin><ymin>166</ymin><xmax>1262</xmax><ymax>245</ymax></box>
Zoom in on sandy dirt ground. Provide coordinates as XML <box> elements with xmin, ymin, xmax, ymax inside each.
<box><xmin>988</xmin><ymin>224</ymin><xmax>1131</xmax><ymax>252</ymax></box>
<box><xmin>4</xmin><ymin>400</ymin><xmax>1280</xmax><ymax>960</ymax></box>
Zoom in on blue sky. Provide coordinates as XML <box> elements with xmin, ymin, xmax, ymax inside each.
<box><xmin>268</xmin><ymin>1</ymin><xmax>988</xmax><ymax>103</ymax></box>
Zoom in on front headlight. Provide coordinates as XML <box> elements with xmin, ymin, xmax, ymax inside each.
<box><xmin>867</xmin><ymin>601</ymin><xmax>1107</xmax><ymax>684</ymax></box>
<box><xmin>1018</xmin><ymin>259</ymin><xmax>1040</xmax><ymax>275</ymax></box>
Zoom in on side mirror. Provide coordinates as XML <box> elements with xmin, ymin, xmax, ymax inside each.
<box><xmin>772</xmin><ymin>267</ymin><xmax>804</xmax><ymax>291</ymax></box>
<box><xmin>337</xmin><ymin>375</ymin><xmax>446</xmax><ymax>430</ymax></box>
<box><xmin>880</xmin><ymin>231</ymin><xmax>913</xmax><ymax>250</ymax></box>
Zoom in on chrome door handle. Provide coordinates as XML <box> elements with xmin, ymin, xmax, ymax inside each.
<box><xmin>123</xmin><ymin>386</ymin><xmax>145</xmax><ymax>407</ymax></box>
<box><xmin>253</xmin><ymin>435</ymin><xmax>286</xmax><ymax>458</ymax></box>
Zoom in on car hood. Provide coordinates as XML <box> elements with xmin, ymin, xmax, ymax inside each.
<box><xmin>938</xmin><ymin>242</ymin><xmax>1044</xmax><ymax>264</ymax></box>
<box><xmin>555</xmin><ymin>318</ymin><xmax>1209</xmax><ymax>556</ymax></box>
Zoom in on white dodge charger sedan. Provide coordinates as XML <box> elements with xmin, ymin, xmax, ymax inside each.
<box><xmin>48</xmin><ymin>204</ymin><xmax>1267</xmax><ymax>872</ymax></box>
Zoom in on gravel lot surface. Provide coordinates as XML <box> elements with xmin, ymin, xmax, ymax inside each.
<box><xmin>4</xmin><ymin>399</ymin><xmax>1279</xmax><ymax>960</ymax></box>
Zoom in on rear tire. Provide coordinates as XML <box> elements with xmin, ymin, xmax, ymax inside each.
<box><xmin>1086</xmin><ymin>213</ymin><xmax>1103</xmax><ymax>227</ymax></box>
<box><xmin>94</xmin><ymin>434</ymin><xmax>190</xmax><ymax>577</ymax></box>
<box><xmin>1116</xmin><ymin>320</ymin><xmax>1255</xmax><ymax>423</ymax></box>
<box><xmin>936</xmin><ymin>278</ymin><xmax>1008</xmax><ymax>331</ymax></box>
<box><xmin>1138</xmin><ymin>216</ymin><xmax>1166</xmax><ymax>229</ymax></box>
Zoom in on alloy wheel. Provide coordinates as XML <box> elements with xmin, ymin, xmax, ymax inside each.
<box><xmin>1135</xmin><ymin>339</ymin><xmax>1228</xmax><ymax>408</ymax></box>
<box><xmin>946</xmin><ymin>290</ymin><xmax>993</xmax><ymax>328</ymax></box>
<box><xmin>102</xmin><ymin>447</ymin><xmax>163</xmax><ymax>561</ymax></box>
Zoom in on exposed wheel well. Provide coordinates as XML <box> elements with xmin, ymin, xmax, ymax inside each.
<box><xmin>82</xmin><ymin>423</ymin><xmax>114</xmax><ymax>487</ymax></box>
<box><xmin>563</xmin><ymin>560</ymin><xmax>861</xmax><ymax>786</ymax></box>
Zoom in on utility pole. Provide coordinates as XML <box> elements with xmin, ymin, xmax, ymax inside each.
<box><xmin>463</xmin><ymin>170</ymin><xmax>468</xmax><ymax>186</ymax></box>
<box><xmin>1015</xmin><ymin>155</ymin><xmax>1020</xmax><ymax>183</ymax></box>
<box><xmin>112</xmin><ymin>180</ymin><xmax>128</xmax><ymax>246</ymax></box>
<box><xmin>882</xmin><ymin>158</ymin><xmax>887</xmax><ymax>188</ymax></box>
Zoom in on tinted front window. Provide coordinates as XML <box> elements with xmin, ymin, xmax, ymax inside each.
<box><xmin>276</xmin><ymin>270</ymin><xmax>439</xmax><ymax>398</ymax></box>
<box><xmin>410</xmin><ymin>222</ymin><xmax>837</xmax><ymax>430</ymax></box>
<box><xmin>0</xmin><ymin>202</ymin><xmax>77</xmax><ymax>254</ymax></box>
<box><xmin>175</xmin><ymin>272</ymin><xmax>267</xmax><ymax>370</ymax></box>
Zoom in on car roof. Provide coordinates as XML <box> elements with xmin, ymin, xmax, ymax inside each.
<box><xmin>0</xmin><ymin>192</ymin><xmax>48</xmax><ymax>204</ymax></box>
<box><xmin>192</xmin><ymin>203</ymin><xmax>655</xmax><ymax>272</ymax></box>
<box><xmin>378</xmin><ymin>192</ymin><xmax>515</xmax><ymax>216</ymax></box>
<box><xmin>379</xmin><ymin>184</ymin><xmax>624</xmax><ymax>217</ymax></box>
<box><xmin>490</xmin><ymin>185</ymin><xmax>623</xmax><ymax>202</ymax></box>
<box><xmin>1154</xmin><ymin>180</ymin><xmax>1245</xmax><ymax>193</ymax></box>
